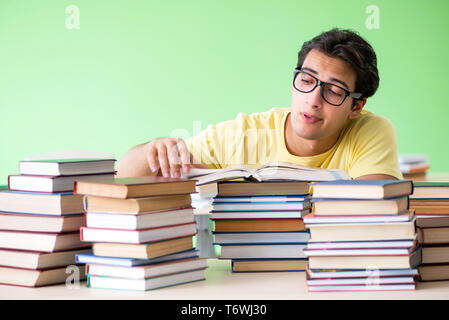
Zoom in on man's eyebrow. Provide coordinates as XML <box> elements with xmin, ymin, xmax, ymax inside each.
<box><xmin>329</xmin><ymin>77</ymin><xmax>350</xmax><ymax>90</ymax></box>
<box><xmin>302</xmin><ymin>67</ymin><xmax>318</xmax><ymax>75</ymax></box>
<box><xmin>302</xmin><ymin>67</ymin><xmax>350</xmax><ymax>90</ymax></box>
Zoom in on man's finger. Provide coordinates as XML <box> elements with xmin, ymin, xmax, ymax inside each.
<box><xmin>146</xmin><ymin>143</ymin><xmax>159</xmax><ymax>173</ymax></box>
<box><xmin>156</xmin><ymin>144</ymin><xmax>170</xmax><ymax>178</ymax></box>
<box><xmin>166</xmin><ymin>141</ymin><xmax>182</xmax><ymax>178</ymax></box>
<box><xmin>177</xmin><ymin>139</ymin><xmax>192</xmax><ymax>173</ymax></box>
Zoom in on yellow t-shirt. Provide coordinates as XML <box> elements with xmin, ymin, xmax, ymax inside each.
<box><xmin>185</xmin><ymin>108</ymin><xmax>403</xmax><ymax>179</ymax></box>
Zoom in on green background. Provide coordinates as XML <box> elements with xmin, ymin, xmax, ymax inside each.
<box><xmin>1</xmin><ymin>0</ymin><xmax>448</xmax><ymax>183</ymax></box>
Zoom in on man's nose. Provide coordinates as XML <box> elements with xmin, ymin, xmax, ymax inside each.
<box><xmin>305</xmin><ymin>84</ymin><xmax>324</xmax><ymax>108</ymax></box>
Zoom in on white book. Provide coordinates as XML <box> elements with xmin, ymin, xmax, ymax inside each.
<box><xmin>0</xmin><ymin>230</ymin><xmax>89</xmax><ymax>252</ymax></box>
<box><xmin>86</xmin><ymin>257</ymin><xmax>207</xmax><ymax>279</ymax></box>
<box><xmin>303</xmin><ymin>248</ymin><xmax>413</xmax><ymax>257</ymax></box>
<box><xmin>214</xmin><ymin>232</ymin><xmax>310</xmax><ymax>244</ymax></box>
<box><xmin>87</xmin><ymin>269</ymin><xmax>206</xmax><ymax>291</ymax></box>
<box><xmin>308</xmin><ymin>284</ymin><xmax>415</xmax><ymax>292</ymax></box>
<box><xmin>219</xmin><ymin>244</ymin><xmax>307</xmax><ymax>259</ymax></box>
<box><xmin>303</xmin><ymin>214</ymin><xmax>412</xmax><ymax>224</ymax></box>
<box><xmin>19</xmin><ymin>159</ymin><xmax>116</xmax><ymax>176</ymax></box>
<box><xmin>8</xmin><ymin>173</ymin><xmax>115</xmax><ymax>193</ymax></box>
<box><xmin>398</xmin><ymin>154</ymin><xmax>429</xmax><ymax>164</ymax></box>
<box><xmin>212</xmin><ymin>202</ymin><xmax>309</xmax><ymax>211</ymax></box>
<box><xmin>80</xmin><ymin>222</ymin><xmax>197</xmax><ymax>244</ymax></box>
<box><xmin>306</xmin><ymin>240</ymin><xmax>416</xmax><ymax>250</ymax></box>
<box><xmin>306</xmin><ymin>268</ymin><xmax>418</xmax><ymax>279</ymax></box>
<box><xmin>213</xmin><ymin>196</ymin><xmax>308</xmax><ymax>203</ymax></box>
<box><xmin>85</xmin><ymin>208</ymin><xmax>195</xmax><ymax>230</ymax></box>
<box><xmin>211</xmin><ymin>209</ymin><xmax>309</xmax><ymax>219</ymax></box>
<box><xmin>75</xmin><ymin>250</ymin><xmax>199</xmax><ymax>267</ymax></box>
<box><xmin>307</xmin><ymin>276</ymin><xmax>415</xmax><ymax>286</ymax></box>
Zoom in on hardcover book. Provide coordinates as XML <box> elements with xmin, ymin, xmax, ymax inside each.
<box><xmin>232</xmin><ymin>259</ymin><xmax>308</xmax><ymax>272</ymax></box>
<box><xmin>8</xmin><ymin>173</ymin><xmax>115</xmax><ymax>193</ymax></box>
<box><xmin>311</xmin><ymin>196</ymin><xmax>409</xmax><ymax>216</ymax></box>
<box><xmin>19</xmin><ymin>158</ymin><xmax>116</xmax><ymax>176</ymax></box>
<box><xmin>75</xmin><ymin>249</ymin><xmax>199</xmax><ymax>267</ymax></box>
<box><xmin>216</xmin><ymin>180</ymin><xmax>310</xmax><ymax>197</ymax></box>
<box><xmin>85</xmin><ymin>257</ymin><xmax>207</xmax><ymax>279</ymax></box>
<box><xmin>303</xmin><ymin>211</ymin><xmax>413</xmax><ymax>224</ymax></box>
<box><xmin>87</xmin><ymin>268</ymin><xmax>206</xmax><ymax>291</ymax></box>
<box><xmin>213</xmin><ymin>231</ymin><xmax>310</xmax><ymax>244</ymax></box>
<box><xmin>80</xmin><ymin>222</ymin><xmax>197</xmax><ymax>244</ymax></box>
<box><xmin>0</xmin><ymin>212</ymin><xmax>84</xmax><ymax>233</ymax></box>
<box><xmin>213</xmin><ymin>219</ymin><xmax>306</xmax><ymax>232</ymax></box>
<box><xmin>0</xmin><ymin>191</ymin><xmax>84</xmax><ymax>215</ymax></box>
<box><xmin>0</xmin><ymin>248</ymin><xmax>91</xmax><ymax>269</ymax></box>
<box><xmin>211</xmin><ymin>209</ymin><xmax>310</xmax><ymax>219</ymax></box>
<box><xmin>0</xmin><ymin>230</ymin><xmax>90</xmax><ymax>252</ymax></box>
<box><xmin>0</xmin><ymin>265</ymin><xmax>86</xmax><ymax>287</ymax></box>
<box><xmin>85</xmin><ymin>208</ymin><xmax>195</xmax><ymax>230</ymax></box>
<box><xmin>306</xmin><ymin>219</ymin><xmax>416</xmax><ymax>242</ymax></box>
<box><xmin>410</xmin><ymin>182</ymin><xmax>449</xmax><ymax>199</ymax></box>
<box><xmin>74</xmin><ymin>176</ymin><xmax>196</xmax><ymax>199</ymax></box>
<box><xmin>307</xmin><ymin>247</ymin><xmax>422</xmax><ymax>270</ymax></box>
<box><xmin>219</xmin><ymin>243</ymin><xmax>307</xmax><ymax>259</ymax></box>
<box><xmin>311</xmin><ymin>180</ymin><xmax>413</xmax><ymax>199</ymax></box>
<box><xmin>182</xmin><ymin>162</ymin><xmax>350</xmax><ymax>185</ymax></box>
<box><xmin>90</xmin><ymin>236</ymin><xmax>195</xmax><ymax>259</ymax></box>
<box><xmin>84</xmin><ymin>194</ymin><xmax>192</xmax><ymax>214</ymax></box>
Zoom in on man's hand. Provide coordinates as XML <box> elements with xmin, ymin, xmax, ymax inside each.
<box><xmin>116</xmin><ymin>137</ymin><xmax>206</xmax><ymax>178</ymax></box>
<box><xmin>146</xmin><ymin>137</ymin><xmax>195</xmax><ymax>178</ymax></box>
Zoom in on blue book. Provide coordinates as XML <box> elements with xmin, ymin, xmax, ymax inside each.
<box><xmin>311</xmin><ymin>180</ymin><xmax>413</xmax><ymax>199</ymax></box>
<box><xmin>213</xmin><ymin>195</ymin><xmax>308</xmax><ymax>203</ymax></box>
<box><xmin>211</xmin><ymin>200</ymin><xmax>310</xmax><ymax>211</ymax></box>
<box><xmin>75</xmin><ymin>249</ymin><xmax>199</xmax><ymax>267</ymax></box>
<box><xmin>213</xmin><ymin>231</ymin><xmax>310</xmax><ymax>245</ymax></box>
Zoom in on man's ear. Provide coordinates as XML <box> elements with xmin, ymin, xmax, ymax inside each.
<box><xmin>349</xmin><ymin>98</ymin><xmax>366</xmax><ymax>119</ymax></box>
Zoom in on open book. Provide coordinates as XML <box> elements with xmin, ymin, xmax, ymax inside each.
<box><xmin>182</xmin><ymin>162</ymin><xmax>351</xmax><ymax>185</ymax></box>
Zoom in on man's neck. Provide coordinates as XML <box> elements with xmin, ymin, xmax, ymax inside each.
<box><xmin>284</xmin><ymin>113</ymin><xmax>342</xmax><ymax>157</ymax></box>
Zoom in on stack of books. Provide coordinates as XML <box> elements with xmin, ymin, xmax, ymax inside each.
<box><xmin>0</xmin><ymin>158</ymin><xmax>116</xmax><ymax>287</ymax></box>
<box><xmin>399</xmin><ymin>154</ymin><xmax>430</xmax><ymax>181</ymax></box>
<box><xmin>211</xmin><ymin>180</ymin><xmax>312</xmax><ymax>272</ymax></box>
<box><xmin>74</xmin><ymin>176</ymin><xmax>208</xmax><ymax>291</ymax></box>
<box><xmin>410</xmin><ymin>181</ymin><xmax>449</xmax><ymax>281</ymax></box>
<box><xmin>182</xmin><ymin>162</ymin><xmax>351</xmax><ymax>273</ymax></box>
<box><xmin>303</xmin><ymin>180</ymin><xmax>421</xmax><ymax>292</ymax></box>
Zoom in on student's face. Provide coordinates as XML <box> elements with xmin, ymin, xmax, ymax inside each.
<box><xmin>290</xmin><ymin>49</ymin><xmax>364</xmax><ymax>143</ymax></box>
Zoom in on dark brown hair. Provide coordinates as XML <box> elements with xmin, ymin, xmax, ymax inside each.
<box><xmin>296</xmin><ymin>28</ymin><xmax>379</xmax><ymax>99</ymax></box>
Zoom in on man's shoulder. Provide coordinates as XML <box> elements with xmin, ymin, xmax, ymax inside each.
<box><xmin>220</xmin><ymin>108</ymin><xmax>289</xmax><ymax>130</ymax></box>
<box><xmin>239</xmin><ymin>107</ymin><xmax>289</xmax><ymax>123</ymax></box>
<box><xmin>235</xmin><ymin>107</ymin><xmax>289</xmax><ymax>119</ymax></box>
<box><xmin>349</xmin><ymin>110</ymin><xmax>395</xmax><ymax>132</ymax></box>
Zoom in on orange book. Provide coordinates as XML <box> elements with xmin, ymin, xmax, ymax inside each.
<box><xmin>213</xmin><ymin>219</ymin><xmax>306</xmax><ymax>232</ymax></box>
<box><xmin>75</xmin><ymin>176</ymin><xmax>196</xmax><ymax>199</ymax></box>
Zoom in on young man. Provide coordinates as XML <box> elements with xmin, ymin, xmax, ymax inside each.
<box><xmin>117</xmin><ymin>28</ymin><xmax>402</xmax><ymax>180</ymax></box>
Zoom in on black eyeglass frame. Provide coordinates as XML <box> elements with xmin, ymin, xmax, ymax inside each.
<box><xmin>293</xmin><ymin>68</ymin><xmax>363</xmax><ymax>106</ymax></box>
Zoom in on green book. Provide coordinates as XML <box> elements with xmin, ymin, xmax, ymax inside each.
<box><xmin>411</xmin><ymin>182</ymin><xmax>449</xmax><ymax>199</ymax></box>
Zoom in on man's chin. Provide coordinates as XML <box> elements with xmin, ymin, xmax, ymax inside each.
<box><xmin>293</xmin><ymin>128</ymin><xmax>323</xmax><ymax>141</ymax></box>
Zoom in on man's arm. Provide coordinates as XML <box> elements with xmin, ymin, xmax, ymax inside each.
<box><xmin>116</xmin><ymin>142</ymin><xmax>156</xmax><ymax>178</ymax></box>
<box><xmin>116</xmin><ymin>138</ymin><xmax>201</xmax><ymax>178</ymax></box>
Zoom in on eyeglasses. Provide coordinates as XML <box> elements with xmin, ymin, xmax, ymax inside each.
<box><xmin>293</xmin><ymin>69</ymin><xmax>363</xmax><ymax>106</ymax></box>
